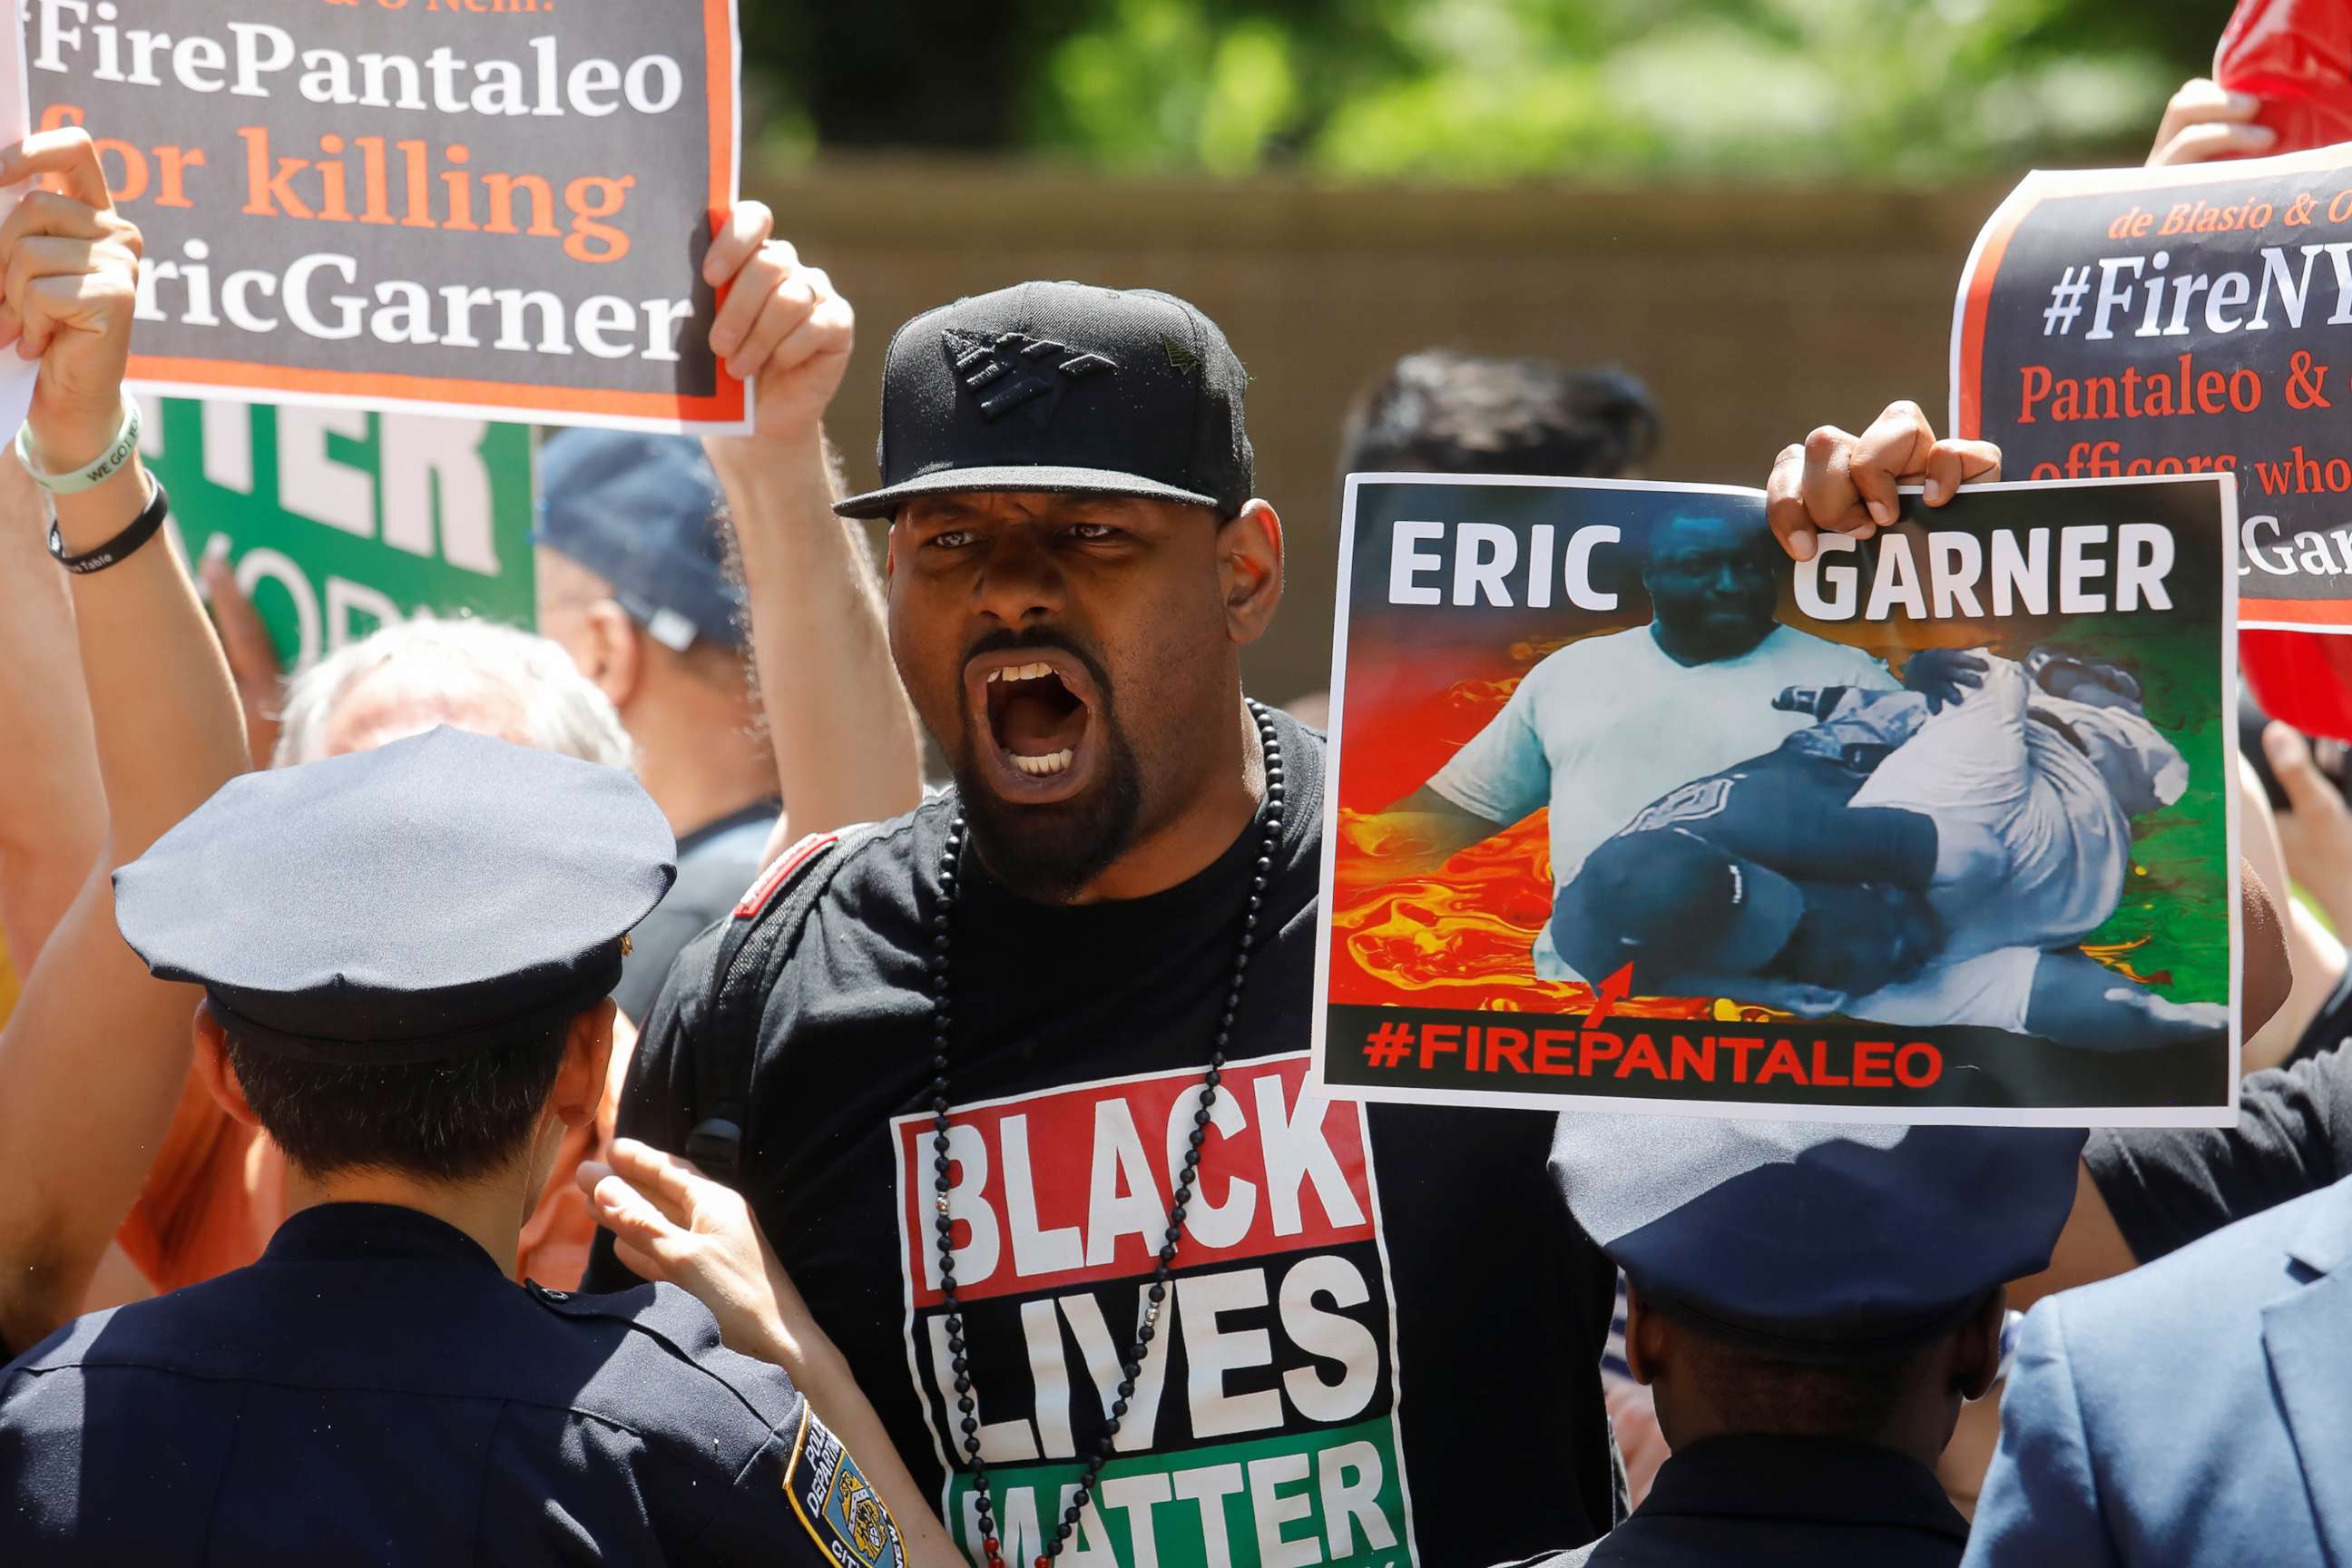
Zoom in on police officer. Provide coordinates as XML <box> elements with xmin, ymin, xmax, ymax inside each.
<box><xmin>0</xmin><ymin>727</ymin><xmax>936</xmax><ymax>1566</ymax></box>
<box><xmin>1516</xmin><ymin>1112</ymin><xmax>2084</xmax><ymax>1567</ymax></box>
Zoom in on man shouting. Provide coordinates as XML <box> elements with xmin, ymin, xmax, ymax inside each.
<box><xmin>590</xmin><ymin>283</ymin><xmax>1622</xmax><ymax>1566</ymax></box>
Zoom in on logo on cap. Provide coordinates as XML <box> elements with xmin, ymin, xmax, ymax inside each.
<box><xmin>943</xmin><ymin>329</ymin><xmax>1116</xmax><ymax>423</ymax></box>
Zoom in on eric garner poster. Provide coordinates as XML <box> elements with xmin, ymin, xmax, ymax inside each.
<box><xmin>25</xmin><ymin>0</ymin><xmax>744</xmax><ymax>431</ymax></box>
<box><xmin>1311</xmin><ymin>474</ymin><xmax>2242</xmax><ymax>1127</ymax></box>
<box><xmin>1954</xmin><ymin>142</ymin><xmax>2352</xmax><ymax>632</ymax></box>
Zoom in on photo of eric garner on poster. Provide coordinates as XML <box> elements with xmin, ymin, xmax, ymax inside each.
<box><xmin>1311</xmin><ymin>472</ymin><xmax>2241</xmax><ymax>1126</ymax></box>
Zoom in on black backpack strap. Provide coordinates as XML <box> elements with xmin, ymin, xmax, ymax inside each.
<box><xmin>682</xmin><ymin>824</ymin><xmax>872</xmax><ymax>1186</ymax></box>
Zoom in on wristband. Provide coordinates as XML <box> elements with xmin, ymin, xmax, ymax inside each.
<box><xmin>49</xmin><ymin>476</ymin><xmax>169</xmax><ymax>575</ymax></box>
<box><xmin>16</xmin><ymin>394</ymin><xmax>142</xmax><ymax>495</ymax></box>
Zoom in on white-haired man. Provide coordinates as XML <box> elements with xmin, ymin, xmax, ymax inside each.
<box><xmin>272</xmin><ymin>614</ymin><xmax>635</xmax><ymax>770</ymax></box>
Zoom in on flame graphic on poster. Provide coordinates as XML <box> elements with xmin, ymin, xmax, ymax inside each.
<box><xmin>1328</xmin><ymin>662</ymin><xmax>1720</xmax><ymax>1020</ymax></box>
<box><xmin>1327</xmin><ymin>655</ymin><xmax>2175</xmax><ymax>1022</ymax></box>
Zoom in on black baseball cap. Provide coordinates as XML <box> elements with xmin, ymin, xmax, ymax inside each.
<box><xmin>835</xmin><ymin>280</ymin><xmax>1254</xmax><ymax>520</ymax></box>
<box><xmin>1552</xmin><ymin>828</ymin><xmax>1805</xmax><ymax>985</ymax></box>
<box><xmin>535</xmin><ymin>430</ymin><xmax>744</xmax><ymax>652</ymax></box>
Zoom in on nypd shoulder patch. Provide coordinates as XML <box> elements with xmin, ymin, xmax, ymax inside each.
<box><xmin>784</xmin><ymin>1409</ymin><xmax>905</xmax><ymax>1568</ymax></box>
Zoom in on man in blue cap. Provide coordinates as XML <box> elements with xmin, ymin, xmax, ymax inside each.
<box><xmin>534</xmin><ymin>428</ymin><xmax>798</xmax><ymax>1020</ymax></box>
<box><xmin>1526</xmin><ymin>1113</ymin><xmax>2084</xmax><ymax>1566</ymax></box>
<box><xmin>0</xmin><ymin>727</ymin><xmax>944</xmax><ymax>1565</ymax></box>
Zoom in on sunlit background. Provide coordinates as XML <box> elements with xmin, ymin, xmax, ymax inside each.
<box><xmin>741</xmin><ymin>0</ymin><xmax>2212</xmax><ymax>181</ymax></box>
<box><xmin>729</xmin><ymin>1</ymin><xmax>2232</xmax><ymax>702</ymax></box>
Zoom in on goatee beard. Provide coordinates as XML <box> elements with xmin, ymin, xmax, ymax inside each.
<box><xmin>953</xmin><ymin>721</ymin><xmax>1144</xmax><ymax>903</ymax></box>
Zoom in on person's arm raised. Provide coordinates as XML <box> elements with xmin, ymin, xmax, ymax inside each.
<box><xmin>700</xmin><ymin>205</ymin><xmax>923</xmax><ymax>835</ymax></box>
<box><xmin>0</xmin><ymin>453</ymin><xmax>100</xmax><ymax>972</ymax></box>
<box><xmin>0</xmin><ymin>127</ymin><xmax>248</xmax><ymax>1349</ymax></box>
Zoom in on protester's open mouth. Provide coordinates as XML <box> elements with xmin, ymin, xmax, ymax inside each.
<box><xmin>966</xmin><ymin>649</ymin><xmax>1103</xmax><ymax>805</ymax></box>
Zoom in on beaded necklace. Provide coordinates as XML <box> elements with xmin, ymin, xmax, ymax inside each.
<box><xmin>928</xmin><ymin>701</ymin><xmax>1286</xmax><ymax>1567</ymax></box>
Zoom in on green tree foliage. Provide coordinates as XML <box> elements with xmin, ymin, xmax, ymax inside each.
<box><xmin>744</xmin><ymin>0</ymin><xmax>2234</xmax><ymax>180</ymax></box>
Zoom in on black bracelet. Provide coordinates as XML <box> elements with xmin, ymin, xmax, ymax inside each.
<box><xmin>49</xmin><ymin>478</ymin><xmax>170</xmax><ymax>575</ymax></box>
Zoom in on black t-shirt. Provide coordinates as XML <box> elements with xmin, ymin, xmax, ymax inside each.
<box><xmin>2086</xmin><ymin>1036</ymin><xmax>2352</xmax><ymax>1263</ymax></box>
<box><xmin>594</xmin><ymin>710</ymin><xmax>1621</xmax><ymax>1567</ymax></box>
<box><xmin>2288</xmin><ymin>961</ymin><xmax>2352</xmax><ymax>1069</ymax></box>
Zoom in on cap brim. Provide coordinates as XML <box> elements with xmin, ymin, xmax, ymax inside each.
<box><xmin>1633</xmin><ymin>1278</ymin><xmax>1993</xmax><ymax>1365</ymax></box>
<box><xmin>834</xmin><ymin>465</ymin><xmax>1222</xmax><ymax>520</ymax></box>
<box><xmin>1702</xmin><ymin>856</ymin><xmax>1808</xmax><ymax>973</ymax></box>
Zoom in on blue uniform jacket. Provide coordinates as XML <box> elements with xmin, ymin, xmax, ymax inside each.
<box><xmin>1502</xmin><ymin>1433</ymin><xmax>1967</xmax><ymax>1567</ymax></box>
<box><xmin>1965</xmin><ymin>1173</ymin><xmax>2352</xmax><ymax>1566</ymax></box>
<box><xmin>0</xmin><ymin>1202</ymin><xmax>904</xmax><ymax>1567</ymax></box>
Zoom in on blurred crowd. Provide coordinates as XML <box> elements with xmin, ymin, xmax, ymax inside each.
<box><xmin>0</xmin><ymin>73</ymin><xmax>2343</xmax><ymax>1568</ymax></box>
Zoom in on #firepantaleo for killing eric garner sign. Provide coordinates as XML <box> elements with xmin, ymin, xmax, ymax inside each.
<box><xmin>28</xmin><ymin>0</ymin><xmax>745</xmax><ymax>431</ymax></box>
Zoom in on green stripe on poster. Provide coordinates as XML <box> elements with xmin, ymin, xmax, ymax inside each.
<box><xmin>141</xmin><ymin>397</ymin><xmax>536</xmax><ymax>671</ymax></box>
<box><xmin>944</xmin><ymin>1416</ymin><xmax>1410</xmax><ymax>1568</ymax></box>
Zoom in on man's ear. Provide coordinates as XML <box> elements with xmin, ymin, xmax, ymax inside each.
<box><xmin>192</xmin><ymin>1004</ymin><xmax>264</xmax><ymax>1131</ymax></box>
<box><xmin>1219</xmin><ymin>498</ymin><xmax>1284</xmax><ymax>646</ymax></box>
<box><xmin>549</xmin><ymin>997</ymin><xmax>618</xmax><ymax>1132</ymax></box>
<box><xmin>1623</xmin><ymin>1279</ymin><xmax>1666</xmax><ymax>1387</ymax></box>
<box><xmin>1955</xmin><ymin>1285</ymin><xmax>2009</xmax><ymax>1402</ymax></box>
<box><xmin>583</xmin><ymin>603</ymin><xmax>643</xmax><ymax>709</ymax></box>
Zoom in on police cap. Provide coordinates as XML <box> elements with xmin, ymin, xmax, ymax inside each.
<box><xmin>114</xmin><ymin>726</ymin><xmax>676</xmax><ymax>1065</ymax></box>
<box><xmin>1553</xmin><ymin>1113</ymin><xmax>2084</xmax><ymax>1359</ymax></box>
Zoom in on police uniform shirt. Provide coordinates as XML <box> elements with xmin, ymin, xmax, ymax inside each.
<box><xmin>1508</xmin><ymin>1434</ymin><xmax>1969</xmax><ymax>1567</ymax></box>
<box><xmin>1426</xmin><ymin>622</ymin><xmax>1895</xmax><ymax>977</ymax></box>
<box><xmin>0</xmin><ymin>1201</ymin><xmax>904</xmax><ymax>1566</ymax></box>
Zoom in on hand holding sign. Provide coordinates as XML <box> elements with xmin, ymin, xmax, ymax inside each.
<box><xmin>702</xmin><ymin>201</ymin><xmax>853</xmax><ymax>440</ymax></box>
<box><xmin>1763</xmin><ymin>400</ymin><xmax>2002</xmax><ymax>562</ymax></box>
<box><xmin>0</xmin><ymin>128</ymin><xmax>141</xmax><ymax>472</ymax></box>
<box><xmin>2147</xmin><ymin>79</ymin><xmax>2278</xmax><ymax>167</ymax></box>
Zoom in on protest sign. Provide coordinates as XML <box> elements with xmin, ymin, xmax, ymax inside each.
<box><xmin>1314</xmin><ymin>474</ymin><xmax>2240</xmax><ymax>1126</ymax></box>
<box><xmin>26</xmin><ymin>0</ymin><xmax>743</xmax><ymax>431</ymax></box>
<box><xmin>1953</xmin><ymin>143</ymin><xmax>2352</xmax><ymax>633</ymax></box>
<box><xmin>140</xmin><ymin>396</ymin><xmax>536</xmax><ymax>671</ymax></box>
